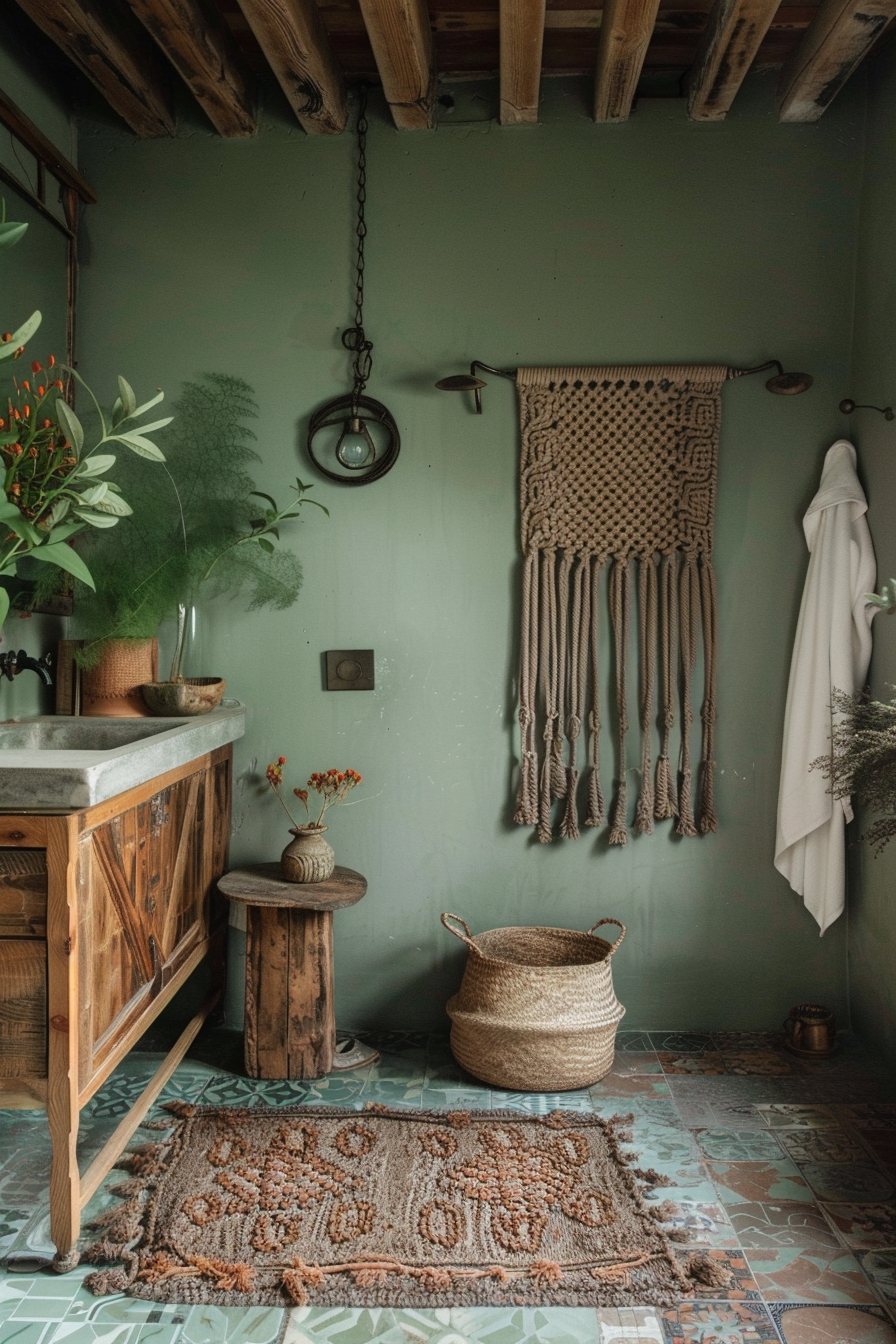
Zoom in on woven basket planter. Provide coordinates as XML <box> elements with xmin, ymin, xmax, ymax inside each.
<box><xmin>441</xmin><ymin>913</ymin><xmax>626</xmax><ymax>1092</ymax></box>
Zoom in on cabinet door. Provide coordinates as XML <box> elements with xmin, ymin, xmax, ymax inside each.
<box><xmin>77</xmin><ymin>760</ymin><xmax>227</xmax><ymax>1082</ymax></box>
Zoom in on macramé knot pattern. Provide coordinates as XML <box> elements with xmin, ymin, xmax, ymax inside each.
<box><xmin>514</xmin><ymin>365</ymin><xmax>726</xmax><ymax>845</ymax></box>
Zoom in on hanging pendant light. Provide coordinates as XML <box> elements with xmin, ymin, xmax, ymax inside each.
<box><xmin>307</xmin><ymin>85</ymin><xmax>400</xmax><ymax>485</ymax></box>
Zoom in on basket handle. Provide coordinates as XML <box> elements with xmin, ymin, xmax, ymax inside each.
<box><xmin>440</xmin><ymin>912</ymin><xmax>481</xmax><ymax>955</ymax></box>
<box><xmin>587</xmin><ymin>917</ymin><xmax>626</xmax><ymax>955</ymax></box>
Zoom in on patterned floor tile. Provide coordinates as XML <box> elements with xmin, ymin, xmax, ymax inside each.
<box><xmin>858</xmin><ymin>1250</ymin><xmax>896</xmax><ymax>1316</ymax></box>
<box><xmin>597</xmin><ymin>1307</ymin><xmax>664</xmax><ymax>1342</ymax></box>
<box><xmin>285</xmin><ymin>1304</ymin><xmax>605</xmax><ymax>1344</ymax></box>
<box><xmin>359</xmin><ymin>1080</ymin><xmax>425</xmax><ymax>1108</ymax></box>
<box><xmin>722</xmin><ymin>1054</ymin><xmax>795</xmax><ymax>1078</ymax></box>
<box><xmin>608</xmin><ymin>1054</ymin><xmax>664</xmax><ymax>1077</ymax></box>
<box><xmin>673</xmin><ymin>1249</ymin><xmax>761</xmax><ymax>1299</ymax></box>
<box><xmin>489</xmin><ymin>1092</ymin><xmax>595</xmax><ymax>1114</ymax></box>
<box><xmin>615</xmin><ymin>1032</ymin><xmax>655</xmax><ymax>1052</ymax></box>
<box><xmin>822</xmin><ymin>1203</ymin><xmax>896</xmax><ymax>1250</ymax></box>
<box><xmin>661</xmin><ymin>1300</ymin><xmax>780</xmax><ymax>1343</ymax></box>
<box><xmin>674</xmin><ymin>1100</ymin><xmax>769</xmax><ymax>1132</ymax></box>
<box><xmin>658</xmin><ymin>1055</ymin><xmax>727</xmax><ymax>1077</ymax></box>
<box><xmin>756</xmin><ymin>1107</ymin><xmax>840</xmax><ymax>1131</ymax></box>
<box><xmin>657</xmin><ymin>1201</ymin><xmax>740</xmax><ymax>1248</ymax></box>
<box><xmin>707</xmin><ymin>1159</ymin><xmax>811</xmax><ymax>1204</ymax></box>
<box><xmin>770</xmin><ymin>1302</ymin><xmax>896</xmax><ymax>1344</ymax></box>
<box><xmin>778</xmin><ymin>1129</ymin><xmax>870</xmax><ymax>1165</ymax></box>
<box><xmin>695</xmin><ymin>1131</ymin><xmax>785</xmax><ymax>1162</ymax></box>
<box><xmin>744</xmin><ymin>1248</ymin><xmax>878</xmax><ymax>1303</ymax></box>
<box><xmin>650</xmin><ymin>1034</ymin><xmax>715</xmax><ymax>1056</ymax></box>
<box><xmin>798</xmin><ymin>1165</ymin><xmax>895</xmax><ymax>1205</ymax></box>
<box><xmin>420</xmin><ymin>1087</ymin><xmax>492</xmax><ymax>1110</ymax></box>
<box><xmin>858</xmin><ymin>1134</ymin><xmax>896</xmax><ymax>1176</ymax></box>
<box><xmin>726</xmin><ymin>1201</ymin><xmax>843</xmax><ymax>1250</ymax></box>
<box><xmin>712</xmin><ymin>1033</ymin><xmax>784</xmax><ymax>1052</ymax></box>
<box><xmin>588</xmin><ymin>1077</ymin><xmax>672</xmax><ymax>1101</ymax></box>
<box><xmin>842</xmin><ymin>1108</ymin><xmax>896</xmax><ymax>1132</ymax></box>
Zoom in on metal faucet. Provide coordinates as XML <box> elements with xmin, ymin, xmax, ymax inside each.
<box><xmin>0</xmin><ymin>649</ymin><xmax>54</xmax><ymax>686</ymax></box>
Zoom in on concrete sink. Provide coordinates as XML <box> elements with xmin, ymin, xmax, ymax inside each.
<box><xmin>0</xmin><ymin>704</ymin><xmax>245</xmax><ymax>810</ymax></box>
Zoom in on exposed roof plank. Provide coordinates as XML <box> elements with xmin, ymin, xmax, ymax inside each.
<box><xmin>777</xmin><ymin>0</ymin><xmax>896</xmax><ymax>118</ymax></box>
<box><xmin>500</xmin><ymin>0</ymin><xmax>547</xmax><ymax>123</ymax></box>
<box><xmin>686</xmin><ymin>0</ymin><xmax>781</xmax><ymax>116</ymax></box>
<box><xmin>124</xmin><ymin>0</ymin><xmax>257</xmax><ymax>136</ymax></box>
<box><xmin>356</xmin><ymin>0</ymin><xmax>437</xmax><ymax>128</ymax></box>
<box><xmin>234</xmin><ymin>0</ymin><xmax>348</xmax><ymax>134</ymax></box>
<box><xmin>0</xmin><ymin>88</ymin><xmax>97</xmax><ymax>202</ymax></box>
<box><xmin>594</xmin><ymin>0</ymin><xmax>663</xmax><ymax>118</ymax></box>
<box><xmin>10</xmin><ymin>0</ymin><xmax>175</xmax><ymax>137</ymax></box>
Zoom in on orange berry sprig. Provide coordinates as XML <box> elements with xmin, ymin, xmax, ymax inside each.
<box><xmin>266</xmin><ymin>759</ymin><xmax>362</xmax><ymax>829</ymax></box>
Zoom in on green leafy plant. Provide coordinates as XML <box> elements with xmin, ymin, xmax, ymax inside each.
<box><xmin>68</xmin><ymin>372</ymin><xmax>326</xmax><ymax>673</ymax></box>
<box><xmin>0</xmin><ymin>204</ymin><xmax>168</xmax><ymax>627</ymax></box>
<box><xmin>814</xmin><ymin>688</ymin><xmax>896</xmax><ymax>854</ymax></box>
<box><xmin>867</xmin><ymin>579</ymin><xmax>896</xmax><ymax>615</ymax></box>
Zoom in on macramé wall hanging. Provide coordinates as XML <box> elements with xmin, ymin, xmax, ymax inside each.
<box><xmin>436</xmin><ymin>357</ymin><xmax>813</xmax><ymax>846</ymax></box>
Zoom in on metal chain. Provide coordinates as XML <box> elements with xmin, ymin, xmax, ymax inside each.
<box><xmin>342</xmin><ymin>84</ymin><xmax>373</xmax><ymax>399</ymax></box>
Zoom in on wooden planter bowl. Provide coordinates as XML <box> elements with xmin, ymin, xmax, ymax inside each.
<box><xmin>141</xmin><ymin>678</ymin><xmax>226</xmax><ymax>716</ymax></box>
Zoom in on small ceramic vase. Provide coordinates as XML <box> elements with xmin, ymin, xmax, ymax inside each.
<box><xmin>280</xmin><ymin>825</ymin><xmax>335</xmax><ymax>883</ymax></box>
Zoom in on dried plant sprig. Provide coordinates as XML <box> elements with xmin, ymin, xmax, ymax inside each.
<box><xmin>811</xmin><ymin>687</ymin><xmax>896</xmax><ymax>854</ymax></box>
<box><xmin>266</xmin><ymin>759</ymin><xmax>362</xmax><ymax>829</ymax></box>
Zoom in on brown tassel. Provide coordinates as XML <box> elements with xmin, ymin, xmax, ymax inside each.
<box><xmin>608</xmin><ymin>557</ymin><xmax>630</xmax><ymax>845</ymax></box>
<box><xmin>633</xmin><ymin>1167</ymin><xmax>674</xmax><ymax>1188</ymax></box>
<box><xmin>163</xmin><ymin>1100</ymin><xmax>196</xmax><ymax>1117</ymax></box>
<box><xmin>676</xmin><ymin>555</ymin><xmax>698</xmax><ymax>837</ymax></box>
<box><xmin>654</xmin><ymin>755</ymin><xmax>675</xmax><ymax>820</ymax></box>
<box><xmin>85</xmin><ymin>1268</ymin><xmax>132</xmax><ymax>1295</ymax></box>
<box><xmin>677</xmin><ymin>767</ymin><xmax>698</xmax><ymax>838</ymax></box>
<box><xmin>514</xmin><ymin>551</ymin><xmax>540</xmax><ymax>827</ymax></box>
<box><xmin>686</xmin><ymin>1252</ymin><xmax>735</xmax><ymax>1290</ymax></box>
<box><xmin>560</xmin><ymin>767</ymin><xmax>580</xmax><ymax>839</ymax></box>
<box><xmin>698</xmin><ymin>553</ymin><xmax>719</xmax><ymax>834</ymax></box>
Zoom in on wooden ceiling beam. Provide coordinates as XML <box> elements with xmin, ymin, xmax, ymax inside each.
<box><xmin>124</xmin><ymin>0</ymin><xmax>257</xmax><ymax>137</ymax></box>
<box><xmin>356</xmin><ymin>0</ymin><xmax>437</xmax><ymax>128</ymax></box>
<box><xmin>778</xmin><ymin>0</ymin><xmax>896</xmax><ymax>118</ymax></box>
<box><xmin>499</xmin><ymin>0</ymin><xmax>547</xmax><ymax>123</ymax></box>
<box><xmin>593</xmin><ymin>0</ymin><xmax>663</xmax><ymax>119</ymax></box>
<box><xmin>686</xmin><ymin>0</ymin><xmax>781</xmax><ymax>118</ymax></box>
<box><xmin>10</xmin><ymin>0</ymin><xmax>175</xmax><ymax>138</ymax></box>
<box><xmin>234</xmin><ymin>0</ymin><xmax>347</xmax><ymax>134</ymax></box>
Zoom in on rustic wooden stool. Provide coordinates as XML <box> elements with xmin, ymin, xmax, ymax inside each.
<box><xmin>218</xmin><ymin>863</ymin><xmax>375</xmax><ymax>1080</ymax></box>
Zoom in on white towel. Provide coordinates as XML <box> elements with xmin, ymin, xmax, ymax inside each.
<box><xmin>774</xmin><ymin>439</ymin><xmax>877</xmax><ymax>934</ymax></box>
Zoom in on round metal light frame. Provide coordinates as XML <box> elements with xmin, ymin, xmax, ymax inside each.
<box><xmin>307</xmin><ymin>393</ymin><xmax>400</xmax><ymax>485</ymax></box>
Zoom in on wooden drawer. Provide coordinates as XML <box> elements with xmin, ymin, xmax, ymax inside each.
<box><xmin>0</xmin><ymin>938</ymin><xmax>47</xmax><ymax>1078</ymax></box>
<box><xmin>0</xmin><ymin>850</ymin><xmax>47</xmax><ymax>937</ymax></box>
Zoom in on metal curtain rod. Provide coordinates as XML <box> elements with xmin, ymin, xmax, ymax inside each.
<box><xmin>435</xmin><ymin>358</ymin><xmax>813</xmax><ymax>413</ymax></box>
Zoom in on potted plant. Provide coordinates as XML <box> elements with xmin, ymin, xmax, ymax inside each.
<box><xmin>53</xmin><ymin>371</ymin><xmax>327</xmax><ymax>715</ymax></box>
<box><xmin>265</xmin><ymin>758</ymin><xmax>363</xmax><ymax>882</ymax></box>
<box><xmin>816</xmin><ymin>686</ymin><xmax>896</xmax><ymax>855</ymax></box>
<box><xmin>0</xmin><ymin>204</ymin><xmax>168</xmax><ymax>629</ymax></box>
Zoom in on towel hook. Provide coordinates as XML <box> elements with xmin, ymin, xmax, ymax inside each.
<box><xmin>839</xmin><ymin>398</ymin><xmax>895</xmax><ymax>422</ymax></box>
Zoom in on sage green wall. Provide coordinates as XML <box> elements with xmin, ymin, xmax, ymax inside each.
<box><xmin>848</xmin><ymin>49</ymin><xmax>896</xmax><ymax>1066</ymax></box>
<box><xmin>76</xmin><ymin>75</ymin><xmax>865</xmax><ymax>1031</ymax></box>
<box><xmin>0</xmin><ymin>36</ymin><xmax>72</xmax><ymax>719</ymax></box>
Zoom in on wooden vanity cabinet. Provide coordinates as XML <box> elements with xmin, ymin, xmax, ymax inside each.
<box><xmin>0</xmin><ymin>744</ymin><xmax>231</xmax><ymax>1269</ymax></box>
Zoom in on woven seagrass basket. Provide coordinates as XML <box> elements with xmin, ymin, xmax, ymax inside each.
<box><xmin>441</xmin><ymin>912</ymin><xmax>626</xmax><ymax>1092</ymax></box>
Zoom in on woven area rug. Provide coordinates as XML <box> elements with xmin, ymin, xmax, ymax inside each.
<box><xmin>84</xmin><ymin>1103</ymin><xmax>726</xmax><ymax>1308</ymax></box>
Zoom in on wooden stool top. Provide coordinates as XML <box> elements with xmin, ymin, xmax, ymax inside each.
<box><xmin>218</xmin><ymin>864</ymin><xmax>367</xmax><ymax>912</ymax></box>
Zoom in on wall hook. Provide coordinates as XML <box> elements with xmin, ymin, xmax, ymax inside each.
<box><xmin>840</xmin><ymin>398</ymin><xmax>895</xmax><ymax>421</ymax></box>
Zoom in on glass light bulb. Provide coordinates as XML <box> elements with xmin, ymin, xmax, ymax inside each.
<box><xmin>336</xmin><ymin>417</ymin><xmax>375</xmax><ymax>469</ymax></box>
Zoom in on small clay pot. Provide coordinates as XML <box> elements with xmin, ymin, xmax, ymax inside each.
<box><xmin>141</xmin><ymin>677</ymin><xmax>226</xmax><ymax>716</ymax></box>
<box><xmin>281</xmin><ymin>826</ymin><xmax>335</xmax><ymax>883</ymax></box>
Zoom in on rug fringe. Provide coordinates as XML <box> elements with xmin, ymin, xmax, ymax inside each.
<box><xmin>685</xmin><ymin>1252</ymin><xmax>735</xmax><ymax>1290</ymax></box>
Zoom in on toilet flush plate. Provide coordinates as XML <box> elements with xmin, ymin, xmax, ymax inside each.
<box><xmin>325</xmin><ymin>649</ymin><xmax>375</xmax><ymax>691</ymax></box>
